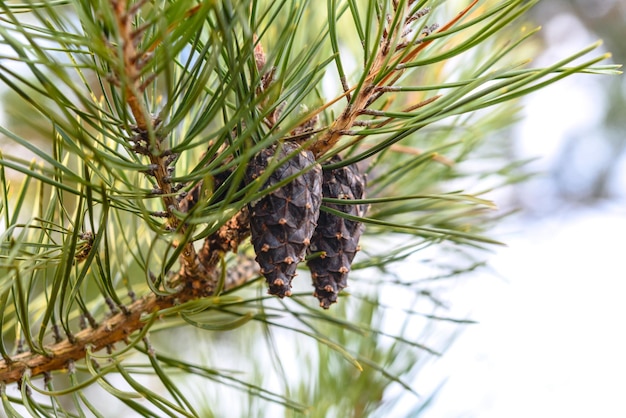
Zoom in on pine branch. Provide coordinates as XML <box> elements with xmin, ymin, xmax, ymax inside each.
<box><xmin>309</xmin><ymin>1</ymin><xmax>478</xmax><ymax>158</ymax></box>
<box><xmin>109</xmin><ymin>0</ymin><xmax>218</xmax><ymax>285</ymax></box>
<box><xmin>0</xmin><ymin>293</ymin><xmax>170</xmax><ymax>385</ymax></box>
<box><xmin>0</xmin><ymin>254</ymin><xmax>259</xmax><ymax>385</ymax></box>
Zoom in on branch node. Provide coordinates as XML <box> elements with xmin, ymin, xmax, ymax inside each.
<box><xmin>105</xmin><ymin>297</ymin><xmax>119</xmax><ymax>315</ymax></box>
<box><xmin>16</xmin><ymin>340</ymin><xmax>28</xmax><ymax>359</ymax></box>
<box><xmin>79</xmin><ymin>315</ymin><xmax>87</xmax><ymax>330</ymax></box>
<box><xmin>67</xmin><ymin>360</ymin><xmax>76</xmax><ymax>376</ymax></box>
<box><xmin>130</xmin><ymin>142</ymin><xmax>150</xmax><ymax>155</ymax></box>
<box><xmin>359</xmin><ymin>109</ymin><xmax>385</xmax><ymax>116</ymax></box>
<box><xmin>164</xmin><ymin>153</ymin><xmax>178</xmax><ymax>166</ymax></box>
<box><xmin>51</xmin><ymin>324</ymin><xmax>62</xmax><ymax>344</ymax></box>
<box><xmin>120</xmin><ymin>304</ymin><xmax>131</xmax><ymax>316</ymax></box>
<box><xmin>140</xmin><ymin>164</ymin><xmax>159</xmax><ymax>176</ymax></box>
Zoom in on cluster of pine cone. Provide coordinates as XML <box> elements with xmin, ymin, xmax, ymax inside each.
<box><xmin>246</xmin><ymin>142</ymin><xmax>366</xmax><ymax>308</ymax></box>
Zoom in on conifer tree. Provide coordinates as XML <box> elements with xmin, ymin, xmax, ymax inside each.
<box><xmin>0</xmin><ymin>0</ymin><xmax>618</xmax><ymax>416</ymax></box>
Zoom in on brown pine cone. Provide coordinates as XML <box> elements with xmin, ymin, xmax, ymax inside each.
<box><xmin>246</xmin><ymin>142</ymin><xmax>322</xmax><ymax>297</ymax></box>
<box><xmin>307</xmin><ymin>157</ymin><xmax>366</xmax><ymax>308</ymax></box>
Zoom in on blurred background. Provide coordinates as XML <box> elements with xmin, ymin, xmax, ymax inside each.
<box><xmin>419</xmin><ymin>1</ymin><xmax>626</xmax><ymax>416</ymax></box>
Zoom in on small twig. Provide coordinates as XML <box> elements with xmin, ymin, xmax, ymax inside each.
<box><xmin>308</xmin><ymin>1</ymin><xmax>479</xmax><ymax>158</ymax></box>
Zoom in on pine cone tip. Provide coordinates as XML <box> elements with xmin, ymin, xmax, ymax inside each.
<box><xmin>314</xmin><ymin>288</ymin><xmax>339</xmax><ymax>309</ymax></box>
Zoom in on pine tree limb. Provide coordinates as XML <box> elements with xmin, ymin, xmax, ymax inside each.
<box><xmin>309</xmin><ymin>1</ymin><xmax>479</xmax><ymax>158</ymax></box>
<box><xmin>0</xmin><ymin>293</ymin><xmax>172</xmax><ymax>385</ymax></box>
<box><xmin>0</xmin><ymin>256</ymin><xmax>258</xmax><ymax>385</ymax></box>
<box><xmin>110</xmin><ymin>0</ymin><xmax>207</xmax><ymax>284</ymax></box>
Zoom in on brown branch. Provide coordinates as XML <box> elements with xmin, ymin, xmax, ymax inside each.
<box><xmin>113</xmin><ymin>0</ymin><xmax>147</xmax><ymax>130</ymax></box>
<box><xmin>308</xmin><ymin>6</ymin><xmax>409</xmax><ymax>157</ymax></box>
<box><xmin>0</xmin><ymin>253</ymin><xmax>258</xmax><ymax>385</ymax></box>
<box><xmin>309</xmin><ymin>1</ymin><xmax>480</xmax><ymax>158</ymax></box>
<box><xmin>111</xmin><ymin>0</ymin><xmax>202</xmax><ymax>282</ymax></box>
<box><xmin>0</xmin><ymin>293</ymin><xmax>174</xmax><ymax>384</ymax></box>
<box><xmin>309</xmin><ymin>74</ymin><xmax>382</xmax><ymax>157</ymax></box>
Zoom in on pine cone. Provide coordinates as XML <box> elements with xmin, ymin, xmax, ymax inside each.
<box><xmin>307</xmin><ymin>157</ymin><xmax>366</xmax><ymax>308</ymax></box>
<box><xmin>246</xmin><ymin>142</ymin><xmax>322</xmax><ymax>297</ymax></box>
